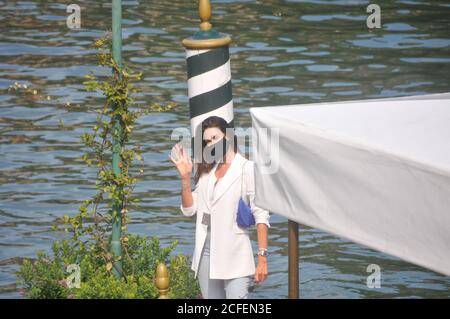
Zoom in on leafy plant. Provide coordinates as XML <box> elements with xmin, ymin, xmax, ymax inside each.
<box><xmin>17</xmin><ymin>236</ymin><xmax>200</xmax><ymax>299</ymax></box>
<box><xmin>168</xmin><ymin>255</ymin><xmax>202</xmax><ymax>299</ymax></box>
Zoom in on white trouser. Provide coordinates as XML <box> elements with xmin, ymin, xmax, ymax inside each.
<box><xmin>197</xmin><ymin>226</ymin><xmax>252</xmax><ymax>299</ymax></box>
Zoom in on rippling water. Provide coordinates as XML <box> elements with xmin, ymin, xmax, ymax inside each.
<box><xmin>1</xmin><ymin>0</ymin><xmax>450</xmax><ymax>298</ymax></box>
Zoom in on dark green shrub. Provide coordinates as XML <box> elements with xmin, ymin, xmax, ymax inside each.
<box><xmin>15</xmin><ymin>35</ymin><xmax>198</xmax><ymax>299</ymax></box>
<box><xmin>17</xmin><ymin>235</ymin><xmax>200</xmax><ymax>299</ymax></box>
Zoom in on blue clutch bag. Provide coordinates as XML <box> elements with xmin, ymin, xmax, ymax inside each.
<box><xmin>236</xmin><ymin>160</ymin><xmax>255</xmax><ymax>228</ymax></box>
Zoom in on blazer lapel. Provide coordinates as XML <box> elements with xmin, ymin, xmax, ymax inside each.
<box><xmin>211</xmin><ymin>152</ymin><xmax>246</xmax><ymax>206</ymax></box>
<box><xmin>204</xmin><ymin>163</ymin><xmax>218</xmax><ymax>211</ymax></box>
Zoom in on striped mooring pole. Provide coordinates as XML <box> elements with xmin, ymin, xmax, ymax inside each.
<box><xmin>182</xmin><ymin>0</ymin><xmax>234</xmax><ymax>163</ymax></box>
<box><xmin>182</xmin><ymin>1</ymin><xmax>299</xmax><ymax>299</ymax></box>
<box><xmin>182</xmin><ymin>0</ymin><xmax>300</xmax><ymax>299</ymax></box>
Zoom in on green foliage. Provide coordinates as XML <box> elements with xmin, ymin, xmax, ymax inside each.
<box><xmin>16</xmin><ymin>35</ymin><xmax>199</xmax><ymax>299</ymax></box>
<box><xmin>17</xmin><ymin>236</ymin><xmax>199</xmax><ymax>299</ymax></box>
<box><xmin>122</xmin><ymin>235</ymin><xmax>176</xmax><ymax>278</ymax></box>
<box><xmin>168</xmin><ymin>255</ymin><xmax>201</xmax><ymax>299</ymax></box>
<box><xmin>17</xmin><ymin>252</ymin><xmax>69</xmax><ymax>299</ymax></box>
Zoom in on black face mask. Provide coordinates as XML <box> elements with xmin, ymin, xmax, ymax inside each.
<box><xmin>203</xmin><ymin>136</ymin><xmax>231</xmax><ymax>164</ymax></box>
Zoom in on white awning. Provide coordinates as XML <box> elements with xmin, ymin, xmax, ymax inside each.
<box><xmin>250</xmin><ymin>92</ymin><xmax>450</xmax><ymax>276</ymax></box>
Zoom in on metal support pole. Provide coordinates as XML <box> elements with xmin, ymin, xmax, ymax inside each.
<box><xmin>288</xmin><ymin>220</ymin><xmax>299</xmax><ymax>298</ymax></box>
<box><xmin>110</xmin><ymin>0</ymin><xmax>123</xmax><ymax>279</ymax></box>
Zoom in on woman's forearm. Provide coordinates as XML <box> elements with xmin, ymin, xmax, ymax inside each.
<box><xmin>257</xmin><ymin>223</ymin><xmax>268</xmax><ymax>250</ymax></box>
<box><xmin>181</xmin><ymin>176</ymin><xmax>194</xmax><ymax>208</ymax></box>
<box><xmin>256</xmin><ymin>223</ymin><xmax>268</xmax><ymax>265</ymax></box>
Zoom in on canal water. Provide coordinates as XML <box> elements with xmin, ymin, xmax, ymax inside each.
<box><xmin>1</xmin><ymin>0</ymin><xmax>450</xmax><ymax>298</ymax></box>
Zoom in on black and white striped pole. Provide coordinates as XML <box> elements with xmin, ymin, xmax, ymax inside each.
<box><xmin>182</xmin><ymin>0</ymin><xmax>234</xmax><ymax>163</ymax></box>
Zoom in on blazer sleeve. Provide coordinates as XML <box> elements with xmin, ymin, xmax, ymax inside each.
<box><xmin>180</xmin><ymin>180</ymin><xmax>199</xmax><ymax>217</ymax></box>
<box><xmin>245</xmin><ymin>161</ymin><xmax>271</xmax><ymax>228</ymax></box>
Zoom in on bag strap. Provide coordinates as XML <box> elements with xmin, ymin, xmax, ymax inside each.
<box><xmin>241</xmin><ymin>159</ymin><xmax>249</xmax><ymax>203</ymax></box>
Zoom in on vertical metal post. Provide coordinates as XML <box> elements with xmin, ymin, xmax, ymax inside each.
<box><xmin>288</xmin><ymin>220</ymin><xmax>299</xmax><ymax>298</ymax></box>
<box><xmin>156</xmin><ymin>263</ymin><xmax>170</xmax><ymax>299</ymax></box>
<box><xmin>110</xmin><ymin>0</ymin><xmax>123</xmax><ymax>279</ymax></box>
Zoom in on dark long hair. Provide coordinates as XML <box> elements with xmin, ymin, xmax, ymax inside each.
<box><xmin>193</xmin><ymin>116</ymin><xmax>238</xmax><ymax>184</ymax></box>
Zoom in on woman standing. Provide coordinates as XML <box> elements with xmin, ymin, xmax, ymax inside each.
<box><xmin>169</xmin><ymin>116</ymin><xmax>270</xmax><ymax>299</ymax></box>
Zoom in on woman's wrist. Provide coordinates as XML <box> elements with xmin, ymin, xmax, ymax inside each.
<box><xmin>258</xmin><ymin>255</ymin><xmax>268</xmax><ymax>263</ymax></box>
<box><xmin>181</xmin><ymin>176</ymin><xmax>191</xmax><ymax>188</ymax></box>
<box><xmin>257</xmin><ymin>247</ymin><xmax>268</xmax><ymax>258</ymax></box>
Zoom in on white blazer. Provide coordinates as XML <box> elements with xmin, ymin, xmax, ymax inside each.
<box><xmin>180</xmin><ymin>152</ymin><xmax>271</xmax><ymax>280</ymax></box>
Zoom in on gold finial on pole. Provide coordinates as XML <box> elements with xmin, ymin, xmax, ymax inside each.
<box><xmin>199</xmin><ymin>0</ymin><xmax>212</xmax><ymax>31</ymax></box>
<box><xmin>182</xmin><ymin>0</ymin><xmax>231</xmax><ymax>49</ymax></box>
<box><xmin>156</xmin><ymin>263</ymin><xmax>169</xmax><ymax>299</ymax></box>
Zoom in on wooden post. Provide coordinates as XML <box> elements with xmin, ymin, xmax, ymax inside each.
<box><xmin>288</xmin><ymin>220</ymin><xmax>299</xmax><ymax>298</ymax></box>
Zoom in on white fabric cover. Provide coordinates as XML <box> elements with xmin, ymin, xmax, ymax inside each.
<box><xmin>249</xmin><ymin>93</ymin><xmax>450</xmax><ymax>276</ymax></box>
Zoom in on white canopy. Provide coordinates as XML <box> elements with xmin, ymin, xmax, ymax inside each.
<box><xmin>250</xmin><ymin>93</ymin><xmax>450</xmax><ymax>277</ymax></box>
